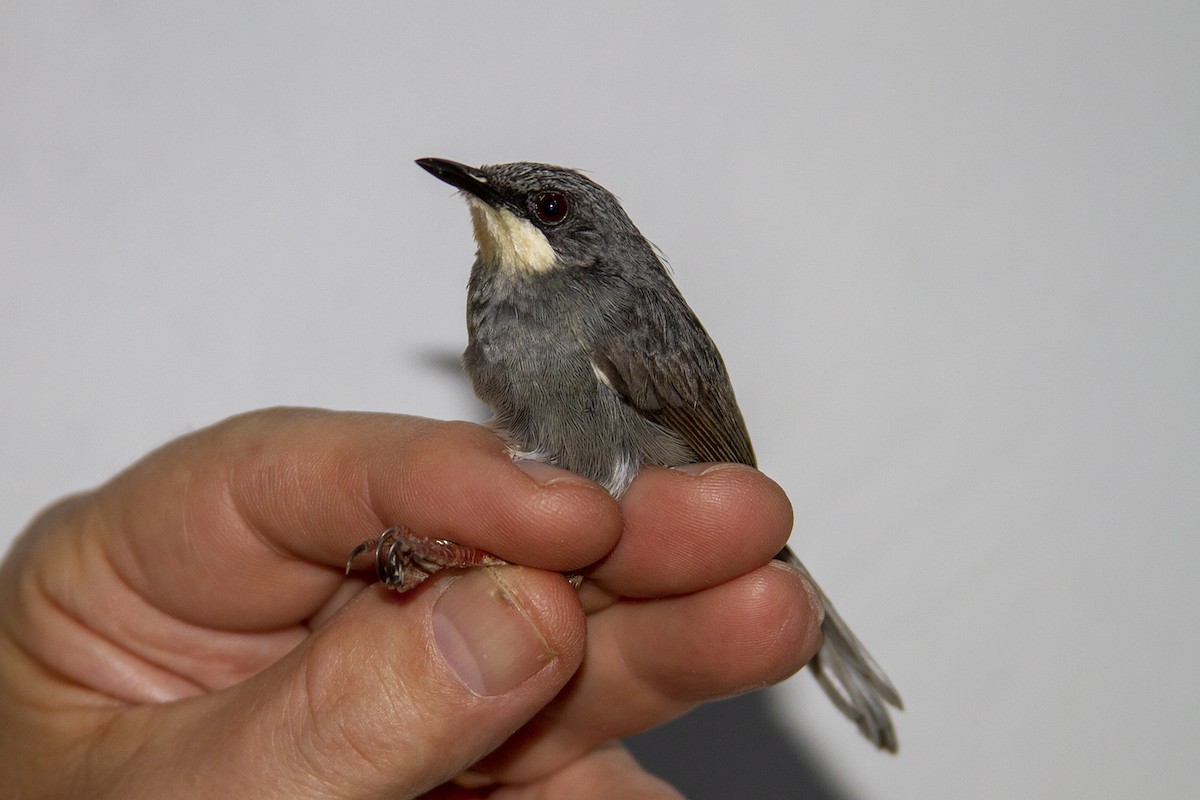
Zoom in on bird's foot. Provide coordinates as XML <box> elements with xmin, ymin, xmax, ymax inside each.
<box><xmin>345</xmin><ymin>526</ymin><xmax>507</xmax><ymax>593</ymax></box>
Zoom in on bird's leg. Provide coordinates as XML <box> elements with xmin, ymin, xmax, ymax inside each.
<box><xmin>345</xmin><ymin>526</ymin><xmax>507</xmax><ymax>593</ymax></box>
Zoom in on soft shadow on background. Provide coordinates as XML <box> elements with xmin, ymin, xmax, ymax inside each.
<box><xmin>627</xmin><ymin>692</ymin><xmax>849</xmax><ymax>800</ymax></box>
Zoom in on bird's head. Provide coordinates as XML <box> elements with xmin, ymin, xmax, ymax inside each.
<box><xmin>416</xmin><ymin>158</ymin><xmax>646</xmax><ymax>277</ymax></box>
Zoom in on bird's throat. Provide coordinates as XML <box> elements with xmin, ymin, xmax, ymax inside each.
<box><xmin>465</xmin><ymin>197</ymin><xmax>557</xmax><ymax>275</ymax></box>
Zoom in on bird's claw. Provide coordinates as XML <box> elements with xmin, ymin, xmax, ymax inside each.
<box><xmin>345</xmin><ymin>526</ymin><xmax>508</xmax><ymax>592</ymax></box>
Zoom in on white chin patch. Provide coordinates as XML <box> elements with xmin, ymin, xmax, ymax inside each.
<box><xmin>466</xmin><ymin>197</ymin><xmax>557</xmax><ymax>275</ymax></box>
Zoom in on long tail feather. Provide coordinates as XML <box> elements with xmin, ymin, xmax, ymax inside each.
<box><xmin>778</xmin><ymin>546</ymin><xmax>902</xmax><ymax>752</ymax></box>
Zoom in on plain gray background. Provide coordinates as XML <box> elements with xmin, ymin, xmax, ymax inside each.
<box><xmin>2</xmin><ymin>2</ymin><xmax>1197</xmax><ymax>798</ymax></box>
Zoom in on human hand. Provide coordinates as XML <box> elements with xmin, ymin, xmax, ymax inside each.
<box><xmin>0</xmin><ymin>408</ymin><xmax>820</xmax><ymax>798</ymax></box>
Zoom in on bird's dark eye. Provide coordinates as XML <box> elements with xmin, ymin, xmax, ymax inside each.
<box><xmin>533</xmin><ymin>192</ymin><xmax>570</xmax><ymax>225</ymax></box>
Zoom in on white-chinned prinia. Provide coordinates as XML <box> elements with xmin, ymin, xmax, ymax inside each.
<box><xmin>351</xmin><ymin>158</ymin><xmax>903</xmax><ymax>752</ymax></box>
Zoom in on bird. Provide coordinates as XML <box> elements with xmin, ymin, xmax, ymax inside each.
<box><xmin>352</xmin><ymin>157</ymin><xmax>902</xmax><ymax>752</ymax></box>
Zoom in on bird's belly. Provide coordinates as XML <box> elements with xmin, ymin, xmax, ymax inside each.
<box><xmin>467</xmin><ymin>353</ymin><xmax>690</xmax><ymax>496</ymax></box>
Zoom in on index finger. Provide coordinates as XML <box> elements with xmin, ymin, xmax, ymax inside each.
<box><xmin>91</xmin><ymin>408</ymin><xmax>621</xmax><ymax>628</ymax></box>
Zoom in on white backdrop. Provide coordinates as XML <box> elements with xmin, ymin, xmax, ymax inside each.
<box><xmin>2</xmin><ymin>3</ymin><xmax>1197</xmax><ymax>798</ymax></box>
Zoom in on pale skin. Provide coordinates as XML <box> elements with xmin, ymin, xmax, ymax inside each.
<box><xmin>0</xmin><ymin>408</ymin><xmax>822</xmax><ymax>798</ymax></box>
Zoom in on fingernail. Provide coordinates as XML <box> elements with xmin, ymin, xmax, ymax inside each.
<box><xmin>432</xmin><ymin>568</ymin><xmax>554</xmax><ymax>696</ymax></box>
<box><xmin>513</xmin><ymin>458</ymin><xmax>589</xmax><ymax>487</ymax></box>
<box><xmin>673</xmin><ymin>462</ymin><xmax>742</xmax><ymax>477</ymax></box>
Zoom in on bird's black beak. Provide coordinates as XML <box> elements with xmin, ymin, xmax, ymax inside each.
<box><xmin>416</xmin><ymin>158</ymin><xmax>501</xmax><ymax>205</ymax></box>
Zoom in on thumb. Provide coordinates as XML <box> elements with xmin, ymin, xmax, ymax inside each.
<box><xmin>143</xmin><ymin>567</ymin><xmax>586</xmax><ymax>799</ymax></box>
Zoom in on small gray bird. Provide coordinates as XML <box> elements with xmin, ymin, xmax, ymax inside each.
<box><xmin>354</xmin><ymin>158</ymin><xmax>902</xmax><ymax>752</ymax></box>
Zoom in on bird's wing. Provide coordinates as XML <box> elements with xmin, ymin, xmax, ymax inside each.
<box><xmin>590</xmin><ymin>315</ymin><xmax>757</xmax><ymax>468</ymax></box>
